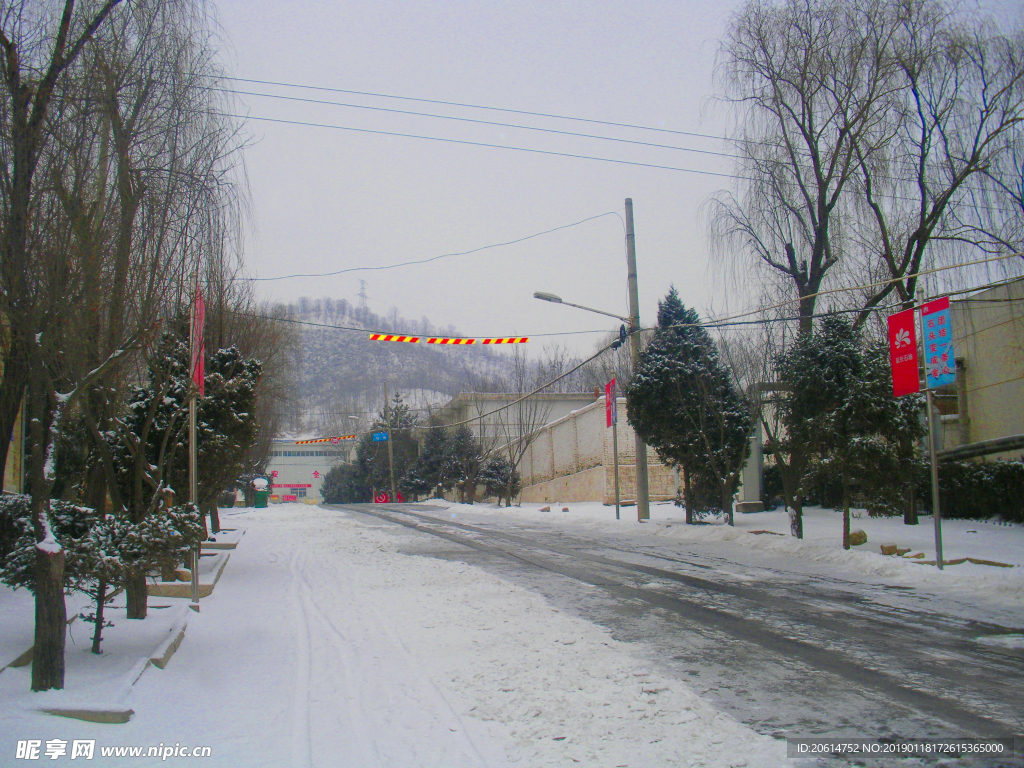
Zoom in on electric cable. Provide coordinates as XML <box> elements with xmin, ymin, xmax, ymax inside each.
<box><xmin>229</xmin><ymin>114</ymin><xmax>737</xmax><ymax>179</ymax></box>
<box><xmin>221</xmin><ymin>87</ymin><xmax>734</xmax><ymax>159</ymax></box>
<box><xmin>225</xmin><ymin>76</ymin><xmax>732</xmax><ymax>143</ymax></box>
<box><xmin>247</xmin><ymin>210</ymin><xmax>622</xmax><ymax>281</ymax></box>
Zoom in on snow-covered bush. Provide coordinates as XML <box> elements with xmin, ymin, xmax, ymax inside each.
<box><xmin>0</xmin><ymin>494</ymin><xmax>97</xmax><ymax>593</ymax></box>
<box><xmin>923</xmin><ymin>459</ymin><xmax>1024</xmax><ymax>523</ymax></box>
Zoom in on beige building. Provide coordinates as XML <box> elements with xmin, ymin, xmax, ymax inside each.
<box><xmin>940</xmin><ymin>277</ymin><xmax>1024</xmax><ymax>460</ymax></box>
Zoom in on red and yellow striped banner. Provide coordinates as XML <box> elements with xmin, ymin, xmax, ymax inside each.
<box><xmin>368</xmin><ymin>334</ymin><xmax>529</xmax><ymax>344</ymax></box>
<box><xmin>294</xmin><ymin>435</ymin><xmax>357</xmax><ymax>444</ymax></box>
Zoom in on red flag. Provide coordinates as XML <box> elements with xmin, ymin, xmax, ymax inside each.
<box><xmin>605</xmin><ymin>378</ymin><xmax>617</xmax><ymax>427</ymax></box>
<box><xmin>191</xmin><ymin>288</ymin><xmax>206</xmax><ymax>396</ymax></box>
<box><xmin>887</xmin><ymin>308</ymin><xmax>919</xmax><ymax>397</ymax></box>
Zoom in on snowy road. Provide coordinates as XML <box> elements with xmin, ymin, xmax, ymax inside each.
<box><xmin>334</xmin><ymin>503</ymin><xmax>1024</xmax><ymax>765</ymax></box>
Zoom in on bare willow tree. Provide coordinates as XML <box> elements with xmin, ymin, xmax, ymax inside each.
<box><xmin>710</xmin><ymin>0</ymin><xmax>1024</xmax><ymax>332</ymax></box>
<box><xmin>0</xmin><ymin>0</ymin><xmax>247</xmax><ymax>689</ymax></box>
<box><xmin>708</xmin><ymin>0</ymin><xmax>900</xmax><ymax>333</ymax></box>
<box><xmin>0</xmin><ymin>0</ymin><xmax>129</xmax><ymax>693</ymax></box>
<box><xmin>851</xmin><ymin>7</ymin><xmax>1024</xmax><ymax>320</ymax></box>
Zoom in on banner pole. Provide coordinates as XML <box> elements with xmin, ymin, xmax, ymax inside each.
<box><xmin>917</xmin><ymin>288</ymin><xmax>944</xmax><ymax>570</ymax></box>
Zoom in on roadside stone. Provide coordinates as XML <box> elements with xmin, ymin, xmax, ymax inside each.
<box><xmin>849</xmin><ymin>530</ymin><xmax>867</xmax><ymax>546</ymax></box>
<box><xmin>880</xmin><ymin>544</ymin><xmax>898</xmax><ymax>556</ymax></box>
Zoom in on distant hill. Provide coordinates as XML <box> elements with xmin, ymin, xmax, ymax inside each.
<box><xmin>279</xmin><ymin>297</ymin><xmax>515</xmax><ymax>434</ymax></box>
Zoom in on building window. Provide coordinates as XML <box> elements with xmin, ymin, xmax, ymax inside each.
<box><xmin>296</xmin><ymin>488</ymin><xmax>306</xmax><ymax>498</ymax></box>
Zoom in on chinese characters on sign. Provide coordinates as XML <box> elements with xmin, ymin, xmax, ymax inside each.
<box><xmin>886</xmin><ymin>309</ymin><xmax>919</xmax><ymax>397</ymax></box>
<box><xmin>921</xmin><ymin>297</ymin><xmax>957</xmax><ymax>388</ymax></box>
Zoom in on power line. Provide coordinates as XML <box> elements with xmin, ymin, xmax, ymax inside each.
<box><xmin>222</xmin><ymin>88</ymin><xmax>734</xmax><ymax>160</ymax></box>
<box><xmin>248</xmin><ymin>210</ymin><xmax>624</xmax><ymax>281</ymax></box>
<box><xmin>230</xmin><ymin>114</ymin><xmax>737</xmax><ymax>179</ymax></box>
<box><xmin>229</xmin><ymin>309</ymin><xmax>610</xmax><ymax>339</ymax></box>
<box><xmin>225</xmin><ymin>76</ymin><xmax>731</xmax><ymax>144</ymax></box>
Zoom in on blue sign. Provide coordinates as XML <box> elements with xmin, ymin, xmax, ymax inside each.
<box><xmin>921</xmin><ymin>297</ymin><xmax>956</xmax><ymax>389</ymax></box>
<box><xmin>372</xmin><ymin>432</ymin><xmax>389</xmax><ymax>442</ymax></box>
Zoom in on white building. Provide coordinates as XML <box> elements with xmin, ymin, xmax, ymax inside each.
<box><xmin>265</xmin><ymin>438</ymin><xmax>353</xmax><ymax>503</ymax></box>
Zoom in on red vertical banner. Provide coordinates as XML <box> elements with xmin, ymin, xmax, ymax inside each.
<box><xmin>191</xmin><ymin>288</ymin><xmax>206</xmax><ymax>396</ymax></box>
<box><xmin>605</xmin><ymin>378</ymin><xmax>617</xmax><ymax>427</ymax></box>
<box><xmin>887</xmin><ymin>308</ymin><xmax>919</xmax><ymax>397</ymax></box>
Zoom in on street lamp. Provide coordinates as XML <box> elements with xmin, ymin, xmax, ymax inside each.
<box><xmin>532</xmin><ymin>287</ymin><xmax>651</xmax><ymax>521</ymax></box>
<box><xmin>532</xmin><ymin>292</ymin><xmax>630</xmax><ymax>323</ymax></box>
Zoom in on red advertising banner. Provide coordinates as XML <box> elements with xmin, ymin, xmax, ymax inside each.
<box><xmin>190</xmin><ymin>288</ymin><xmax>205</xmax><ymax>396</ymax></box>
<box><xmin>605</xmin><ymin>378</ymin><xmax>617</xmax><ymax>427</ymax></box>
<box><xmin>887</xmin><ymin>308</ymin><xmax>919</xmax><ymax>397</ymax></box>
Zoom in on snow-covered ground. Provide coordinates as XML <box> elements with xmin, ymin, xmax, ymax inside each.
<box><xmin>1</xmin><ymin>500</ymin><xmax>1020</xmax><ymax>766</ymax></box>
<box><xmin>1</xmin><ymin>503</ymin><xmax>789</xmax><ymax>767</ymax></box>
<box><xmin>430</xmin><ymin>500</ymin><xmax>1024</xmax><ymax>615</ymax></box>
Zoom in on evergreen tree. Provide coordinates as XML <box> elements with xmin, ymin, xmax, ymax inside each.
<box><xmin>401</xmin><ymin>427</ymin><xmax>454</xmax><ymax>500</ymax></box>
<box><xmin>479</xmin><ymin>453</ymin><xmax>521</xmax><ymax>507</ymax></box>
<box><xmin>779</xmin><ymin>316</ymin><xmax>923</xmax><ymax>548</ymax></box>
<box><xmin>626</xmin><ymin>288</ymin><xmax>751</xmax><ymax>523</ymax></box>
<box><xmin>167</xmin><ymin>346</ymin><xmax>262</xmax><ymax>533</ymax></box>
<box><xmin>354</xmin><ymin>392</ymin><xmax>418</xmax><ymax>499</ymax></box>
<box><xmin>449</xmin><ymin>425</ymin><xmax>483</xmax><ymax>503</ymax></box>
<box><xmin>320</xmin><ymin>463</ymin><xmax>368</xmax><ymax>504</ymax></box>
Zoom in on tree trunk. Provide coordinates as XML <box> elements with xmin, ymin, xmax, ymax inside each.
<box><xmin>32</xmin><ymin>547</ymin><xmax>67</xmax><ymax>691</ymax></box>
<box><xmin>683</xmin><ymin>468</ymin><xmax>694</xmax><ymax>525</ymax></box>
<box><xmin>126</xmin><ymin>572</ymin><xmax>148</xmax><ymax>620</ymax></box>
<box><xmin>903</xmin><ymin>483</ymin><xmax>918</xmax><ymax>525</ymax></box>
<box><xmin>210</xmin><ymin>504</ymin><xmax>221</xmax><ymax>534</ymax></box>
<box><xmin>842</xmin><ymin>475</ymin><xmax>852</xmax><ymax>550</ymax></box>
<box><xmin>91</xmin><ymin>578</ymin><xmax>107</xmax><ymax>655</ymax></box>
<box><xmin>789</xmin><ymin>499</ymin><xmax>804</xmax><ymax>539</ymax></box>
<box><xmin>0</xmin><ymin>340</ymin><xmax>28</xmax><ymax>483</ymax></box>
<box><xmin>721</xmin><ymin>481</ymin><xmax>734</xmax><ymax>527</ymax></box>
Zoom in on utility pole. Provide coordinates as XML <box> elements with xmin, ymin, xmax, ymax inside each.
<box><xmin>384</xmin><ymin>381</ymin><xmax>398</xmax><ymax>504</ymax></box>
<box><xmin>625</xmin><ymin>198</ymin><xmax>650</xmax><ymax>521</ymax></box>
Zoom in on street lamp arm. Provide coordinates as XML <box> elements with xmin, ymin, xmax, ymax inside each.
<box><xmin>533</xmin><ymin>292</ymin><xmax>629</xmax><ymax>322</ymax></box>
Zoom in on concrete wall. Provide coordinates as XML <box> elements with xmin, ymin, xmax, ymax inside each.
<box><xmin>518</xmin><ymin>397</ymin><xmax>677</xmax><ymax>504</ymax></box>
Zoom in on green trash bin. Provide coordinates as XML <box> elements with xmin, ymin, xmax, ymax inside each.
<box><xmin>254</xmin><ymin>490</ymin><xmax>269</xmax><ymax>508</ymax></box>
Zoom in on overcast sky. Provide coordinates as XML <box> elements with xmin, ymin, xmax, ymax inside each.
<box><xmin>212</xmin><ymin>0</ymin><xmax>1021</xmax><ymax>358</ymax></box>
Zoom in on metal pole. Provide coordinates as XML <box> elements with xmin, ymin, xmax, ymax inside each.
<box><xmin>189</xmin><ymin>278</ymin><xmax>200</xmax><ymax>610</ymax></box>
<box><xmin>625</xmin><ymin>198</ymin><xmax>650</xmax><ymax>521</ymax></box>
<box><xmin>926</xmin><ymin>389</ymin><xmax>944</xmax><ymax>570</ymax></box>
<box><xmin>384</xmin><ymin>381</ymin><xmax>398</xmax><ymax>504</ymax></box>
<box><xmin>612</xmin><ymin>397</ymin><xmax>621</xmax><ymax>521</ymax></box>
<box><xmin>917</xmin><ymin>288</ymin><xmax>944</xmax><ymax>570</ymax></box>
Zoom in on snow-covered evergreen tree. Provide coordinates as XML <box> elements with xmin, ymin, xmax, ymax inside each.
<box><xmin>626</xmin><ymin>288</ymin><xmax>751</xmax><ymax>523</ymax></box>
<box><xmin>479</xmin><ymin>453</ymin><xmax>521</xmax><ymax>507</ymax></box>
<box><xmin>401</xmin><ymin>426</ymin><xmax>454</xmax><ymax>500</ymax></box>
<box><xmin>779</xmin><ymin>316</ymin><xmax>923</xmax><ymax>547</ymax></box>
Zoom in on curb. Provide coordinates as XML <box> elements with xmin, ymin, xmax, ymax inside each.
<box><xmin>147</xmin><ymin>552</ymin><xmax>230</xmax><ymax>597</ymax></box>
<box><xmin>37</xmin><ymin>609</ymin><xmax>191</xmax><ymax>724</ymax></box>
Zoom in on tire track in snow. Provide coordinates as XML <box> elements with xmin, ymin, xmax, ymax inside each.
<box><xmin>288</xmin><ymin>548</ymin><xmax>313</xmax><ymax>768</ymax></box>
<box><xmin>294</xmin><ymin>550</ymin><xmax>377</xmax><ymax>767</ymax></box>
<box><xmin>331</xmin><ymin>553</ymin><xmax>493</xmax><ymax>767</ymax></box>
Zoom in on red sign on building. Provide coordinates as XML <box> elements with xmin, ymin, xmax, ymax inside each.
<box><xmin>887</xmin><ymin>308</ymin><xmax>919</xmax><ymax>397</ymax></box>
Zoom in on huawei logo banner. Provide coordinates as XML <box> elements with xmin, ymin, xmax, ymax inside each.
<box><xmin>887</xmin><ymin>308</ymin><xmax>920</xmax><ymax>397</ymax></box>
